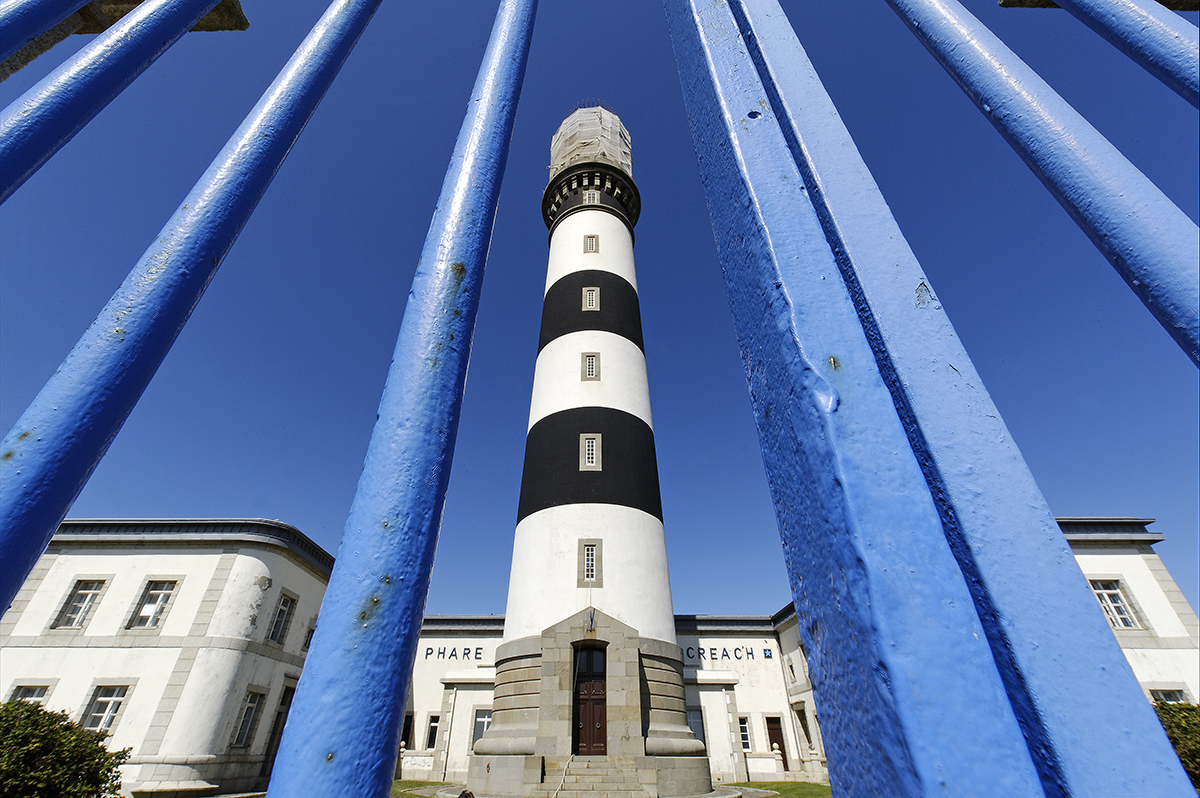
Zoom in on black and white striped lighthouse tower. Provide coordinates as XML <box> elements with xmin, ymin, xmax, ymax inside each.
<box><xmin>469</xmin><ymin>108</ymin><xmax>712</xmax><ymax>798</ymax></box>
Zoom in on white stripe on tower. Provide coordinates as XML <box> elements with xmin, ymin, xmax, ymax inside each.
<box><xmin>501</xmin><ymin>107</ymin><xmax>677</xmax><ymax>645</ymax></box>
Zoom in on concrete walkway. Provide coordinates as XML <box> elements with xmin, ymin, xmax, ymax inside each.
<box><xmin>423</xmin><ymin>787</ymin><xmax>763</xmax><ymax>798</ymax></box>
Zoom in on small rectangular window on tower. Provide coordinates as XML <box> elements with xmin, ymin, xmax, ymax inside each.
<box><xmin>582</xmin><ymin>287</ymin><xmax>599</xmax><ymax>311</ymax></box>
<box><xmin>581</xmin><ymin>353</ymin><xmax>600</xmax><ymax>381</ymax></box>
<box><xmin>584</xmin><ymin>234</ymin><xmax>599</xmax><ymax>253</ymax></box>
<box><xmin>584</xmin><ymin>190</ymin><xmax>599</xmax><ymax>204</ymax></box>
<box><xmin>579</xmin><ymin>434</ymin><xmax>602</xmax><ymax>471</ymax></box>
<box><xmin>577</xmin><ymin>539</ymin><xmax>603</xmax><ymax>587</ymax></box>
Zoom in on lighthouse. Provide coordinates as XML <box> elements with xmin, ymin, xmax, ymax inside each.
<box><xmin>468</xmin><ymin>107</ymin><xmax>712</xmax><ymax>797</ymax></box>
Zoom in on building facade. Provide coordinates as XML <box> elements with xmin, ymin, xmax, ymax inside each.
<box><xmin>0</xmin><ymin>519</ymin><xmax>330</xmax><ymax>796</ymax></box>
<box><xmin>398</xmin><ymin>518</ymin><xmax>1197</xmax><ymax>789</ymax></box>
<box><xmin>2</xmin><ymin>518</ymin><xmax>1195</xmax><ymax>795</ymax></box>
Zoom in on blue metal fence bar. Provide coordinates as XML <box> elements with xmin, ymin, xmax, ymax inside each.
<box><xmin>885</xmin><ymin>0</ymin><xmax>1200</xmax><ymax>366</ymax></box>
<box><xmin>0</xmin><ymin>0</ymin><xmax>90</xmax><ymax>63</ymax></box>
<box><xmin>1053</xmin><ymin>0</ymin><xmax>1199</xmax><ymax>108</ymax></box>
<box><xmin>264</xmin><ymin>1</ymin><xmax>537</xmax><ymax>795</ymax></box>
<box><xmin>664</xmin><ymin>0</ymin><xmax>1195</xmax><ymax>795</ymax></box>
<box><xmin>0</xmin><ymin>0</ymin><xmax>222</xmax><ymax>204</ymax></box>
<box><xmin>0</xmin><ymin>0</ymin><xmax>386</xmax><ymax>614</ymax></box>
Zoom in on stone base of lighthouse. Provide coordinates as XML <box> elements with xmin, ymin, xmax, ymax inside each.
<box><xmin>467</xmin><ymin>608</ymin><xmax>712</xmax><ymax>797</ymax></box>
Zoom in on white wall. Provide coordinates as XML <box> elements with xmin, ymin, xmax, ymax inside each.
<box><xmin>8</xmin><ymin>549</ymin><xmax>224</xmax><ymax>638</ymax></box>
<box><xmin>545</xmin><ymin>211</ymin><xmax>637</xmax><ymax>293</ymax></box>
<box><xmin>1</xmin><ymin>536</ymin><xmax>330</xmax><ymax>796</ymax></box>
<box><xmin>408</xmin><ymin>632</ymin><xmax>500</xmax><ymax>752</ymax></box>
<box><xmin>505</xmin><ymin>505</ymin><xmax>676</xmax><ymax>643</ymax></box>
<box><xmin>1073</xmin><ymin>550</ymin><xmax>1190</xmax><ymax>638</ymax></box>
<box><xmin>528</xmin><ymin>331</ymin><xmax>652</xmax><ymax>430</ymax></box>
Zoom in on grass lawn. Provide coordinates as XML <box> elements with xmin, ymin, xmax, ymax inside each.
<box><xmin>391</xmin><ymin>780</ymin><xmax>450</xmax><ymax>795</ymax></box>
<box><xmin>730</xmin><ymin>782</ymin><xmax>832</xmax><ymax>797</ymax></box>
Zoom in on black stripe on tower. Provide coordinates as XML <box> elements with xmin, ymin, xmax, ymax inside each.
<box><xmin>516</xmin><ymin>407</ymin><xmax>663</xmax><ymax>523</ymax></box>
<box><xmin>538</xmin><ymin>270</ymin><xmax>644</xmax><ymax>354</ymax></box>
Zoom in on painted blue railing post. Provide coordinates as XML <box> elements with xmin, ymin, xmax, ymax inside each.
<box><xmin>1052</xmin><ymin>0</ymin><xmax>1199</xmax><ymax>108</ymax></box>
<box><xmin>263</xmin><ymin>1</ymin><xmax>537</xmax><ymax>795</ymax></box>
<box><xmin>0</xmin><ymin>0</ymin><xmax>224</xmax><ymax>203</ymax></box>
<box><xmin>663</xmin><ymin>0</ymin><xmax>1194</xmax><ymax>795</ymax></box>
<box><xmin>0</xmin><ymin>0</ymin><xmax>386</xmax><ymax>614</ymax></box>
<box><xmin>884</xmin><ymin>0</ymin><xmax>1199</xmax><ymax>366</ymax></box>
<box><xmin>0</xmin><ymin>0</ymin><xmax>91</xmax><ymax>63</ymax></box>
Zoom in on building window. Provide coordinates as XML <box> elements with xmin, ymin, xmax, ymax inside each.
<box><xmin>686</xmin><ymin>709</ymin><xmax>706</xmax><ymax>745</ymax></box>
<box><xmin>267</xmin><ymin>593</ymin><xmax>297</xmax><ymax>644</ymax></box>
<box><xmin>472</xmin><ymin>709</ymin><xmax>492</xmax><ymax>746</ymax></box>
<box><xmin>795</xmin><ymin>705</ymin><xmax>814</xmax><ymax>749</ymax></box>
<box><xmin>582</xmin><ymin>286</ymin><xmax>599</xmax><ymax>311</ymax></box>
<box><xmin>584</xmin><ymin>234</ymin><xmax>599</xmax><ymax>253</ymax></box>
<box><xmin>233</xmin><ymin>691</ymin><xmax>266</xmax><ymax>748</ymax></box>
<box><xmin>579</xmin><ymin>434</ymin><xmax>602</xmax><ymax>471</ymax></box>
<box><xmin>128</xmin><ymin>580</ymin><xmax>176</xmax><ymax>629</ymax></box>
<box><xmin>739</xmin><ymin>716</ymin><xmax>752</xmax><ymax>751</ymax></box>
<box><xmin>426</xmin><ymin>715</ymin><xmax>440</xmax><ymax>750</ymax></box>
<box><xmin>583</xmin><ymin>545</ymin><xmax>597</xmax><ymax>581</ymax></box>
<box><xmin>1090</xmin><ymin>580</ymin><xmax>1141</xmax><ymax>629</ymax></box>
<box><xmin>583</xmin><ymin>190</ymin><xmax>599</xmax><ymax>204</ymax></box>
<box><xmin>10</xmin><ymin>685</ymin><xmax>48</xmax><ymax>704</ymax></box>
<box><xmin>82</xmin><ymin>686</ymin><xmax>128</xmax><ymax>731</ymax></box>
<box><xmin>581</xmin><ymin>352</ymin><xmax>600</xmax><ymax>381</ymax></box>
<box><xmin>53</xmin><ymin>580</ymin><xmax>104</xmax><ymax>629</ymax></box>
<box><xmin>302</xmin><ymin>626</ymin><xmax>315</xmax><ymax>652</ymax></box>
<box><xmin>577</xmin><ymin>539</ymin><xmax>602</xmax><ymax>588</ymax></box>
<box><xmin>401</xmin><ymin>713</ymin><xmax>415</xmax><ymax>749</ymax></box>
<box><xmin>1151</xmin><ymin>689</ymin><xmax>1187</xmax><ymax>703</ymax></box>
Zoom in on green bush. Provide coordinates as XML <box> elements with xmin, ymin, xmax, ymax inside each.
<box><xmin>1155</xmin><ymin>700</ymin><xmax>1200</xmax><ymax>790</ymax></box>
<box><xmin>0</xmin><ymin>700</ymin><xmax>130</xmax><ymax>798</ymax></box>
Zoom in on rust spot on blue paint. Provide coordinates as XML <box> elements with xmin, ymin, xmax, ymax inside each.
<box><xmin>17</xmin><ymin>431</ymin><xmax>30</xmax><ymax>440</ymax></box>
<box><xmin>829</xmin><ymin>356</ymin><xmax>839</xmax><ymax>370</ymax></box>
<box><xmin>357</xmin><ymin>595</ymin><xmax>382</xmax><ymax>624</ymax></box>
<box><xmin>325</xmin><ymin>752</ymin><xmax>335</xmax><ymax>762</ymax></box>
<box><xmin>2</xmin><ymin>451</ymin><xmax>13</xmax><ymax>461</ymax></box>
<box><xmin>381</xmin><ymin>575</ymin><xmax>392</xmax><ymax>584</ymax></box>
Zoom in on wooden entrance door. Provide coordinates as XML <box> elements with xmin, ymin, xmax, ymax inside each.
<box><xmin>766</xmin><ymin>716</ymin><xmax>789</xmax><ymax>771</ymax></box>
<box><xmin>573</xmin><ymin>648</ymin><xmax>606</xmax><ymax>755</ymax></box>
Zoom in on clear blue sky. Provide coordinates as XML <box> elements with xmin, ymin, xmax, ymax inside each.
<box><xmin>1</xmin><ymin>1</ymin><xmax>1196</xmax><ymax>619</ymax></box>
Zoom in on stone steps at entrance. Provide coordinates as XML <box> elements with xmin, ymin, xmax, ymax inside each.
<box><xmin>529</xmin><ymin>756</ymin><xmax>651</xmax><ymax>798</ymax></box>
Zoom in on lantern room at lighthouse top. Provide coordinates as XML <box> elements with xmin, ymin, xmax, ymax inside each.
<box><xmin>549</xmin><ymin>106</ymin><xmax>633</xmax><ymax>182</ymax></box>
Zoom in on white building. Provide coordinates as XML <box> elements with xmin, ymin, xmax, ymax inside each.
<box><xmin>0</xmin><ymin>519</ymin><xmax>331</xmax><ymax>796</ymax></box>
<box><xmin>398</xmin><ymin>517</ymin><xmax>1197</xmax><ymax>787</ymax></box>
<box><xmin>2</xmin><ymin>516</ymin><xmax>1195</xmax><ymax>794</ymax></box>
